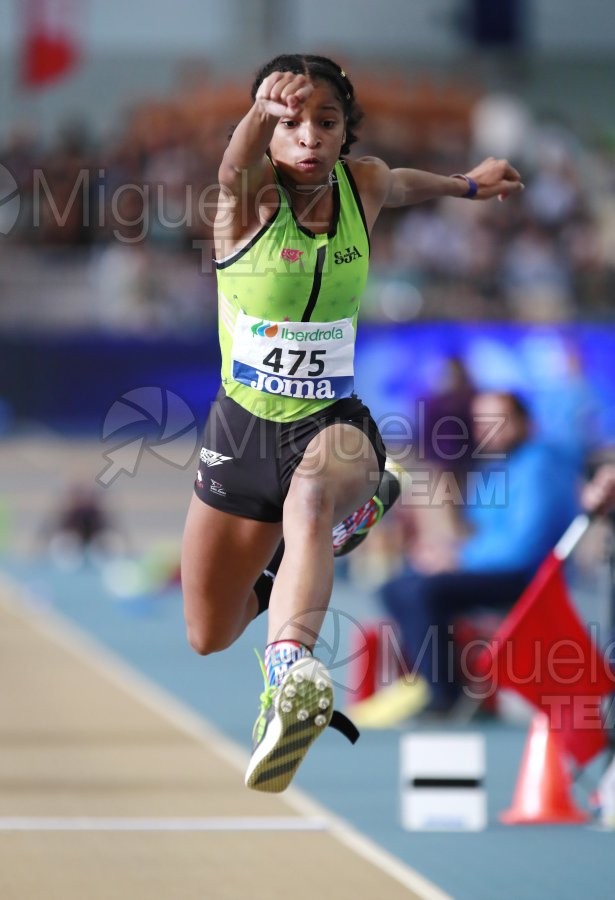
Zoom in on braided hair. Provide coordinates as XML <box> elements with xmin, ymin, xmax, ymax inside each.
<box><xmin>251</xmin><ymin>54</ymin><xmax>363</xmax><ymax>157</ymax></box>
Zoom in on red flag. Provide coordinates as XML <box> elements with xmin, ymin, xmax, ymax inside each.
<box><xmin>20</xmin><ymin>0</ymin><xmax>82</xmax><ymax>89</ymax></box>
<box><xmin>472</xmin><ymin>552</ymin><xmax>615</xmax><ymax>766</ymax></box>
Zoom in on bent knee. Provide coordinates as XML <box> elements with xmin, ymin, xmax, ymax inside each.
<box><xmin>184</xmin><ymin>596</ymin><xmax>240</xmax><ymax>656</ymax></box>
<box><xmin>186</xmin><ymin>622</ymin><xmax>234</xmax><ymax>656</ymax></box>
<box><xmin>286</xmin><ymin>477</ymin><xmax>334</xmax><ymax>529</ymax></box>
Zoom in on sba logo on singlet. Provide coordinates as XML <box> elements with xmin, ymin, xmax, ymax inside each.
<box><xmin>334</xmin><ymin>245</ymin><xmax>363</xmax><ymax>265</ymax></box>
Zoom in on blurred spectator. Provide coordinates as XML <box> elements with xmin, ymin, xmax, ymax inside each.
<box><xmin>524</xmin><ymin>156</ymin><xmax>580</xmax><ymax>229</ymax></box>
<box><xmin>420</xmin><ymin>355</ymin><xmax>477</xmax><ymax>474</ymax></box>
<box><xmin>582</xmin><ymin>463</ymin><xmax>615</xmax><ymax>518</ymax></box>
<box><xmin>527</xmin><ymin>339</ymin><xmax>600</xmax><ymax>469</ymax></box>
<box><xmin>348</xmin><ymin>390</ymin><xmax>581</xmax><ymax>726</ymax></box>
<box><xmin>401</xmin><ymin>355</ymin><xmax>479</xmax><ymax>561</ymax></box>
<box><xmin>38</xmin><ymin>481</ymin><xmax>128</xmax><ymax>568</ymax></box>
<box><xmin>1</xmin><ymin>70</ymin><xmax>614</xmax><ymax>328</ymax></box>
<box><xmin>471</xmin><ymin>92</ymin><xmax>533</xmax><ymax>163</ymax></box>
<box><xmin>500</xmin><ymin>221</ymin><xmax>574</xmax><ymax>320</ymax></box>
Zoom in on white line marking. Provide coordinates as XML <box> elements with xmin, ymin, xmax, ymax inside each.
<box><xmin>0</xmin><ymin>577</ymin><xmax>452</xmax><ymax>900</ymax></box>
<box><xmin>0</xmin><ymin>817</ymin><xmax>327</xmax><ymax>832</ymax></box>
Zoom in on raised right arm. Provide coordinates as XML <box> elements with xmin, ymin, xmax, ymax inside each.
<box><xmin>217</xmin><ymin>72</ymin><xmax>314</xmax><ymax>197</ymax></box>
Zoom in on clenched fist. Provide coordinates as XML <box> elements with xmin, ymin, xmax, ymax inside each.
<box><xmin>465</xmin><ymin>156</ymin><xmax>524</xmax><ymax>201</ymax></box>
<box><xmin>254</xmin><ymin>71</ymin><xmax>314</xmax><ymax>119</ymax></box>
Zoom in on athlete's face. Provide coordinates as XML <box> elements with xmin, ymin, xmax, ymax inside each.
<box><xmin>268</xmin><ymin>79</ymin><xmax>346</xmax><ymax>183</ymax></box>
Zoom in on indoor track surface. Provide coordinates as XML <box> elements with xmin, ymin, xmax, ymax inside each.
<box><xmin>0</xmin><ymin>436</ymin><xmax>612</xmax><ymax>899</ymax></box>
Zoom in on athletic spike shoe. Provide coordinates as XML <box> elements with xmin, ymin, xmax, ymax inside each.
<box><xmin>245</xmin><ymin>656</ymin><xmax>334</xmax><ymax>793</ymax></box>
<box><xmin>333</xmin><ymin>465</ymin><xmax>402</xmax><ymax>558</ymax></box>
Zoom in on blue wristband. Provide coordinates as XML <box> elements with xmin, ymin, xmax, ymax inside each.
<box><xmin>452</xmin><ymin>174</ymin><xmax>478</xmax><ymax>199</ymax></box>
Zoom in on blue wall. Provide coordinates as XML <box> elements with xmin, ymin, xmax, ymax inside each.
<box><xmin>3</xmin><ymin>323</ymin><xmax>614</xmax><ymax>455</ymax></box>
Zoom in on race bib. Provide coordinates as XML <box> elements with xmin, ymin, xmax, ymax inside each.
<box><xmin>231</xmin><ymin>312</ymin><xmax>355</xmax><ymax>400</ymax></box>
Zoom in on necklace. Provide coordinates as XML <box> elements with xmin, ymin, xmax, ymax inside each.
<box><xmin>288</xmin><ymin>170</ymin><xmax>337</xmax><ymax>194</ymax></box>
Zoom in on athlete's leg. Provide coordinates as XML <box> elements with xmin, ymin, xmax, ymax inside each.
<box><xmin>332</xmin><ymin>460</ymin><xmax>403</xmax><ymax>557</ymax></box>
<box><xmin>267</xmin><ymin>422</ymin><xmax>380</xmax><ymax>645</ymax></box>
<box><xmin>245</xmin><ymin>422</ymin><xmax>378</xmax><ymax>792</ymax></box>
<box><xmin>181</xmin><ymin>494</ymin><xmax>282</xmax><ymax>655</ymax></box>
<box><xmin>252</xmin><ymin>459</ymin><xmax>403</xmax><ymax>618</ymax></box>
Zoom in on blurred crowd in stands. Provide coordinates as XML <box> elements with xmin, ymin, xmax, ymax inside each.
<box><xmin>2</xmin><ymin>71</ymin><xmax>615</xmax><ymax>331</ymax></box>
<box><xmin>2</xmin><ymin>71</ymin><xmax>614</xmax><ymax>725</ymax></box>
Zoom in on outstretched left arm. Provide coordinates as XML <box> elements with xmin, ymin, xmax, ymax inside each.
<box><xmin>384</xmin><ymin>156</ymin><xmax>524</xmax><ymax>207</ymax></box>
<box><xmin>349</xmin><ymin>155</ymin><xmax>524</xmax><ymax>228</ymax></box>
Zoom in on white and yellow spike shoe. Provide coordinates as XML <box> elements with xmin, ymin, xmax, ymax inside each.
<box><xmin>245</xmin><ymin>656</ymin><xmax>359</xmax><ymax>793</ymax></box>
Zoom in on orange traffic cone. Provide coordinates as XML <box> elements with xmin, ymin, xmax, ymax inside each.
<box><xmin>500</xmin><ymin>712</ymin><xmax>589</xmax><ymax>825</ymax></box>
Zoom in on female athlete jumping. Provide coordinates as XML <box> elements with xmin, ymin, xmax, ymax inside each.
<box><xmin>181</xmin><ymin>53</ymin><xmax>523</xmax><ymax>792</ymax></box>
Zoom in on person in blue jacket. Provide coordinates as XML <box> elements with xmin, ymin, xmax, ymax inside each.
<box><xmin>351</xmin><ymin>389</ymin><xmax>582</xmax><ymax>723</ymax></box>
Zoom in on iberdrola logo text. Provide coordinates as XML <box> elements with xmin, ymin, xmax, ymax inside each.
<box><xmin>251</xmin><ymin>321</ymin><xmax>343</xmax><ymax>342</ymax></box>
<box><xmin>280</xmin><ymin>326</ymin><xmax>343</xmax><ymax>342</ymax></box>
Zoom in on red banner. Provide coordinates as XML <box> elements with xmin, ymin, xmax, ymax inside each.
<box><xmin>473</xmin><ymin>552</ymin><xmax>615</xmax><ymax>766</ymax></box>
<box><xmin>20</xmin><ymin>0</ymin><xmax>83</xmax><ymax>88</ymax></box>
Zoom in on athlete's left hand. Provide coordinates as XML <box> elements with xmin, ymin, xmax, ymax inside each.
<box><xmin>465</xmin><ymin>157</ymin><xmax>524</xmax><ymax>202</ymax></box>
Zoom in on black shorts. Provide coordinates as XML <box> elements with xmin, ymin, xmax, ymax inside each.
<box><xmin>194</xmin><ymin>388</ymin><xmax>387</xmax><ymax>522</ymax></box>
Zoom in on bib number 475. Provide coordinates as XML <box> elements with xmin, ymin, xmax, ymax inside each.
<box><xmin>262</xmin><ymin>348</ymin><xmax>325</xmax><ymax>377</ymax></box>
